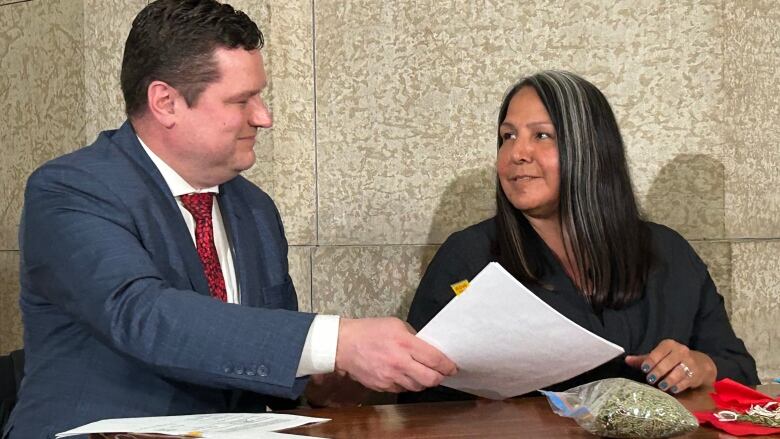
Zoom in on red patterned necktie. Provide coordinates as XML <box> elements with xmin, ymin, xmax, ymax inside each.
<box><xmin>180</xmin><ymin>193</ymin><xmax>227</xmax><ymax>302</ymax></box>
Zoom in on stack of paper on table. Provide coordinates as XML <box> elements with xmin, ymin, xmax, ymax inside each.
<box><xmin>56</xmin><ymin>413</ymin><xmax>329</xmax><ymax>438</ymax></box>
<box><xmin>417</xmin><ymin>262</ymin><xmax>624</xmax><ymax>399</ymax></box>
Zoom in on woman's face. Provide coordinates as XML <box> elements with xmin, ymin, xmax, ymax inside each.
<box><xmin>497</xmin><ymin>86</ymin><xmax>560</xmax><ymax>220</ymax></box>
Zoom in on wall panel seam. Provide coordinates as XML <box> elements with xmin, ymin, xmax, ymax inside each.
<box><xmin>310</xmin><ymin>0</ymin><xmax>319</xmax><ymax>313</ymax></box>
<box><xmin>311</xmin><ymin>0</ymin><xmax>319</xmax><ymax>246</ymax></box>
<box><xmin>294</xmin><ymin>244</ymin><xmax>441</xmax><ymax>249</ymax></box>
<box><xmin>689</xmin><ymin>238</ymin><xmax>780</xmax><ymax>243</ymax></box>
<box><xmin>0</xmin><ymin>0</ymin><xmax>34</xmax><ymax>7</ymax></box>
<box><xmin>292</xmin><ymin>239</ymin><xmax>780</xmax><ymax>248</ymax></box>
<box><xmin>308</xmin><ymin>246</ymin><xmax>314</xmax><ymax>313</ymax></box>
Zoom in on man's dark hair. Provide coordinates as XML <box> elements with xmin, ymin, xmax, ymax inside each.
<box><xmin>120</xmin><ymin>0</ymin><xmax>264</xmax><ymax>118</ymax></box>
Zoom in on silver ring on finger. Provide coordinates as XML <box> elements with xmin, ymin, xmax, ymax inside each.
<box><xmin>679</xmin><ymin>362</ymin><xmax>694</xmax><ymax>379</ymax></box>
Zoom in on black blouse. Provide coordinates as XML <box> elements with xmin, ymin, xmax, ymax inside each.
<box><xmin>401</xmin><ymin>217</ymin><xmax>759</xmax><ymax>403</ymax></box>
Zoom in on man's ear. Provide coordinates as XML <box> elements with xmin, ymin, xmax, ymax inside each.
<box><xmin>147</xmin><ymin>80</ymin><xmax>180</xmax><ymax>128</ymax></box>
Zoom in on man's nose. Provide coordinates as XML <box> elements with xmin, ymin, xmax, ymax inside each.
<box><xmin>250</xmin><ymin>97</ymin><xmax>273</xmax><ymax>128</ymax></box>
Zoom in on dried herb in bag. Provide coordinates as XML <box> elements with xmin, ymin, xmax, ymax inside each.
<box><xmin>542</xmin><ymin>377</ymin><xmax>698</xmax><ymax>438</ymax></box>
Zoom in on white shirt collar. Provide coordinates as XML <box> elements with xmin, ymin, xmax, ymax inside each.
<box><xmin>137</xmin><ymin>136</ymin><xmax>219</xmax><ymax>197</ymax></box>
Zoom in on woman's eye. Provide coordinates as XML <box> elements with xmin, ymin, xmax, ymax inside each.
<box><xmin>501</xmin><ymin>132</ymin><xmax>516</xmax><ymax>141</ymax></box>
<box><xmin>536</xmin><ymin>132</ymin><xmax>552</xmax><ymax>140</ymax></box>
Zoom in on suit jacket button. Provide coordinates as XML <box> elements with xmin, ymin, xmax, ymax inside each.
<box><xmin>258</xmin><ymin>365</ymin><xmax>269</xmax><ymax>377</ymax></box>
<box><xmin>222</xmin><ymin>364</ymin><xmax>232</xmax><ymax>374</ymax></box>
<box><xmin>235</xmin><ymin>365</ymin><xmax>245</xmax><ymax>375</ymax></box>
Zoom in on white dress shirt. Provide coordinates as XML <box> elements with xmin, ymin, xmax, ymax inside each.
<box><xmin>139</xmin><ymin>138</ymin><xmax>338</xmax><ymax>377</ymax></box>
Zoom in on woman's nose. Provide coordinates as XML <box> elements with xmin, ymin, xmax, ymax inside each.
<box><xmin>510</xmin><ymin>137</ymin><xmax>533</xmax><ymax>163</ymax></box>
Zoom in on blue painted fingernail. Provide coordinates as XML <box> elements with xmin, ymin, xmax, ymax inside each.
<box><xmin>659</xmin><ymin>381</ymin><xmax>668</xmax><ymax>390</ymax></box>
<box><xmin>671</xmin><ymin>386</ymin><xmax>679</xmax><ymax>394</ymax></box>
<box><xmin>647</xmin><ymin>374</ymin><xmax>656</xmax><ymax>384</ymax></box>
<box><xmin>641</xmin><ymin>364</ymin><xmax>651</xmax><ymax>373</ymax></box>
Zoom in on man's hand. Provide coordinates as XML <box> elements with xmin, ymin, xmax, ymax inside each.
<box><xmin>334</xmin><ymin>317</ymin><xmax>457</xmax><ymax>393</ymax></box>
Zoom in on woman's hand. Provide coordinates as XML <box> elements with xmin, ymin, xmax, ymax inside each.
<box><xmin>625</xmin><ymin>339</ymin><xmax>717</xmax><ymax>394</ymax></box>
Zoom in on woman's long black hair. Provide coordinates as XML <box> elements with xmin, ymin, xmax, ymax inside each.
<box><xmin>495</xmin><ymin>71</ymin><xmax>653</xmax><ymax>310</ymax></box>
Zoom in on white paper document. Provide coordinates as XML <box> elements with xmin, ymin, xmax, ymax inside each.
<box><xmin>417</xmin><ymin>262</ymin><xmax>624</xmax><ymax>400</ymax></box>
<box><xmin>55</xmin><ymin>413</ymin><xmax>329</xmax><ymax>438</ymax></box>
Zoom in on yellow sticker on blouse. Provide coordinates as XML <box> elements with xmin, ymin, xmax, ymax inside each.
<box><xmin>450</xmin><ymin>280</ymin><xmax>470</xmax><ymax>296</ymax></box>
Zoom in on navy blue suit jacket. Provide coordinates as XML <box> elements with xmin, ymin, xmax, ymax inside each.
<box><xmin>4</xmin><ymin>122</ymin><xmax>315</xmax><ymax>439</ymax></box>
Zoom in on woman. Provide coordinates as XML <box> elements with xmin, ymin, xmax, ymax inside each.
<box><xmin>402</xmin><ymin>71</ymin><xmax>758</xmax><ymax>403</ymax></box>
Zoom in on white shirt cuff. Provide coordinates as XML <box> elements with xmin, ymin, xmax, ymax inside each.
<box><xmin>296</xmin><ymin>314</ymin><xmax>339</xmax><ymax>377</ymax></box>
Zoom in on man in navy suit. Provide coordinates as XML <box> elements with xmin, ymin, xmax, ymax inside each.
<box><xmin>3</xmin><ymin>1</ymin><xmax>456</xmax><ymax>437</ymax></box>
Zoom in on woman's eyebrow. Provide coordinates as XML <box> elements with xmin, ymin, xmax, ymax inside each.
<box><xmin>525</xmin><ymin>121</ymin><xmax>554</xmax><ymax>128</ymax></box>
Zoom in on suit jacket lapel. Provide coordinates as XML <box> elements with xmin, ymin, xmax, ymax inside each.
<box><xmin>218</xmin><ymin>186</ymin><xmax>266</xmax><ymax>307</ymax></box>
<box><xmin>112</xmin><ymin>121</ymin><xmax>212</xmax><ymax>297</ymax></box>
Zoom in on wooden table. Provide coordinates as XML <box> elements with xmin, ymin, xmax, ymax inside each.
<box><xmin>92</xmin><ymin>384</ymin><xmax>780</xmax><ymax>438</ymax></box>
<box><xmin>283</xmin><ymin>387</ymin><xmax>719</xmax><ymax>438</ymax></box>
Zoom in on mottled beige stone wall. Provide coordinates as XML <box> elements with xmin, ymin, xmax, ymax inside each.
<box><xmin>0</xmin><ymin>252</ymin><xmax>20</xmax><ymax>354</ymax></box>
<box><xmin>719</xmin><ymin>0</ymin><xmax>780</xmax><ymax>383</ymax></box>
<box><xmin>84</xmin><ymin>0</ymin><xmax>146</xmax><ymax>141</ymax></box>
<box><xmin>311</xmin><ymin>0</ymin><xmax>779</xmax><ymax>382</ymax></box>
<box><xmin>0</xmin><ymin>0</ymin><xmax>85</xmax><ymax>353</ymax></box>
<box><xmin>1</xmin><ymin>0</ymin><xmax>777</xmax><ymax>382</ymax></box>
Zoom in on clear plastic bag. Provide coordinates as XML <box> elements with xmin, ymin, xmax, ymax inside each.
<box><xmin>541</xmin><ymin>378</ymin><xmax>699</xmax><ymax>438</ymax></box>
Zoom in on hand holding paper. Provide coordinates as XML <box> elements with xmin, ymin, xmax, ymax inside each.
<box><xmin>416</xmin><ymin>262</ymin><xmax>624</xmax><ymax>399</ymax></box>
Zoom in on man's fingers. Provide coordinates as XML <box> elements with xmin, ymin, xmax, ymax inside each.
<box><xmin>363</xmin><ymin>380</ymin><xmax>404</xmax><ymax>393</ymax></box>
<box><xmin>335</xmin><ymin>317</ymin><xmax>457</xmax><ymax>393</ymax></box>
<box><xmin>372</xmin><ymin>344</ymin><xmax>446</xmax><ymax>392</ymax></box>
<box><xmin>408</xmin><ymin>337</ymin><xmax>457</xmax><ymax>377</ymax></box>
<box><xmin>403</xmin><ymin>356</ymin><xmax>446</xmax><ymax>389</ymax></box>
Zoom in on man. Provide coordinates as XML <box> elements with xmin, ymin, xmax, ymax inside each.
<box><xmin>3</xmin><ymin>1</ymin><xmax>455</xmax><ymax>437</ymax></box>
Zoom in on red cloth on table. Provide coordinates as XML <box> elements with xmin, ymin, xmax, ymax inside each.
<box><xmin>694</xmin><ymin>378</ymin><xmax>780</xmax><ymax>436</ymax></box>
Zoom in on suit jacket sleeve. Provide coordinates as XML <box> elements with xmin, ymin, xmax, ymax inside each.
<box><xmin>21</xmin><ymin>162</ymin><xmax>314</xmax><ymax>399</ymax></box>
